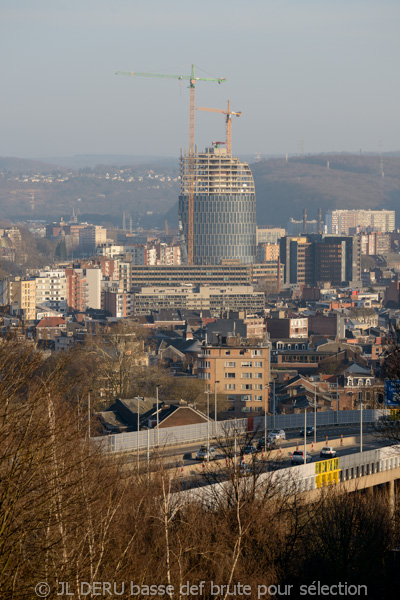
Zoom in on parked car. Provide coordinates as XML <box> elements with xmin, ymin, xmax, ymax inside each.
<box><xmin>300</xmin><ymin>426</ymin><xmax>314</xmax><ymax>437</ymax></box>
<box><xmin>196</xmin><ymin>446</ymin><xmax>216</xmax><ymax>461</ymax></box>
<box><xmin>291</xmin><ymin>450</ymin><xmax>312</xmax><ymax>465</ymax></box>
<box><xmin>268</xmin><ymin>429</ymin><xmax>286</xmax><ymax>441</ymax></box>
<box><xmin>257</xmin><ymin>437</ymin><xmax>276</xmax><ymax>451</ymax></box>
<box><xmin>320</xmin><ymin>446</ymin><xmax>337</xmax><ymax>458</ymax></box>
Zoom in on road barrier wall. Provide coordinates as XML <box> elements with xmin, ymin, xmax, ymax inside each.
<box><xmin>93</xmin><ymin>409</ymin><xmax>384</xmax><ymax>454</ymax></box>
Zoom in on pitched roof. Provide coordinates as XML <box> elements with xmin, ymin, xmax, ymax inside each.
<box><xmin>37</xmin><ymin>317</ymin><xmax>66</xmax><ymax>328</ymax></box>
<box><xmin>343</xmin><ymin>363</ymin><xmax>371</xmax><ymax>375</ymax></box>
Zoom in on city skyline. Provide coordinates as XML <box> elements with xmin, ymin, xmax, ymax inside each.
<box><xmin>1</xmin><ymin>0</ymin><xmax>399</xmax><ymax>159</ymax></box>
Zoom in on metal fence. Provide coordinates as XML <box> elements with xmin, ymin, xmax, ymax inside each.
<box><xmin>92</xmin><ymin>408</ymin><xmax>384</xmax><ymax>454</ymax></box>
<box><xmin>253</xmin><ymin>408</ymin><xmax>382</xmax><ymax>432</ymax></box>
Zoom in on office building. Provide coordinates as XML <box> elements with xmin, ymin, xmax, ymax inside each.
<box><xmin>178</xmin><ymin>143</ymin><xmax>256</xmax><ymax>265</ymax></box>
<box><xmin>133</xmin><ymin>285</ymin><xmax>265</xmax><ymax>317</ymax></box>
<box><xmin>256</xmin><ymin>226</ymin><xmax>286</xmax><ymax>244</ymax></box>
<box><xmin>130</xmin><ymin>262</ymin><xmax>281</xmax><ymax>288</ymax></box>
<box><xmin>280</xmin><ymin>234</ymin><xmax>361</xmax><ymax>287</ymax></box>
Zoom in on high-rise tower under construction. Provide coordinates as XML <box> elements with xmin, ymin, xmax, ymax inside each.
<box><xmin>178</xmin><ymin>143</ymin><xmax>256</xmax><ymax>265</ymax></box>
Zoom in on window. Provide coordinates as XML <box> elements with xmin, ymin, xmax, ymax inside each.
<box><xmin>228</xmin><ymin>396</ymin><xmax>236</xmax><ymax>402</ymax></box>
<box><xmin>225</xmin><ymin>361</ymin><xmax>236</xmax><ymax>367</ymax></box>
<box><xmin>225</xmin><ymin>350</ymin><xmax>231</xmax><ymax>356</ymax></box>
<box><xmin>254</xmin><ymin>361</ymin><xmax>262</xmax><ymax>367</ymax></box>
<box><xmin>254</xmin><ymin>407</ymin><xmax>262</xmax><ymax>412</ymax></box>
<box><xmin>241</xmin><ymin>361</ymin><xmax>252</xmax><ymax>367</ymax></box>
<box><xmin>225</xmin><ymin>384</ymin><xmax>236</xmax><ymax>390</ymax></box>
<box><xmin>241</xmin><ymin>384</ymin><xmax>252</xmax><ymax>390</ymax></box>
<box><xmin>224</xmin><ymin>372</ymin><xmax>236</xmax><ymax>379</ymax></box>
<box><xmin>254</xmin><ymin>395</ymin><xmax>263</xmax><ymax>401</ymax></box>
<box><xmin>254</xmin><ymin>384</ymin><xmax>262</xmax><ymax>390</ymax></box>
<box><xmin>252</xmin><ymin>350</ymin><xmax>263</xmax><ymax>357</ymax></box>
<box><xmin>254</xmin><ymin>373</ymin><xmax>263</xmax><ymax>379</ymax></box>
<box><xmin>241</xmin><ymin>395</ymin><xmax>251</xmax><ymax>402</ymax></box>
<box><xmin>241</xmin><ymin>407</ymin><xmax>251</xmax><ymax>413</ymax></box>
<box><xmin>241</xmin><ymin>373</ymin><xmax>252</xmax><ymax>379</ymax></box>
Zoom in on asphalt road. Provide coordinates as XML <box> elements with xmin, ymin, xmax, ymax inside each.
<box><xmin>119</xmin><ymin>423</ymin><xmax>382</xmax><ymax>469</ymax></box>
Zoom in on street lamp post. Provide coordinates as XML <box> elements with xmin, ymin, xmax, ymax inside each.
<box><xmin>137</xmin><ymin>396</ymin><xmax>143</xmax><ymax>471</ymax></box>
<box><xmin>88</xmin><ymin>390</ymin><xmax>91</xmax><ymax>439</ymax></box>
<box><xmin>336</xmin><ymin>376</ymin><xmax>339</xmax><ymax>425</ymax></box>
<box><xmin>205</xmin><ymin>390</ymin><xmax>211</xmax><ymax>462</ymax></box>
<box><xmin>156</xmin><ymin>384</ymin><xmax>161</xmax><ymax>447</ymax></box>
<box><xmin>272</xmin><ymin>379</ymin><xmax>276</xmax><ymax>429</ymax></box>
<box><xmin>264</xmin><ymin>384</ymin><xmax>268</xmax><ymax>447</ymax></box>
<box><xmin>359</xmin><ymin>381</ymin><xmax>363</xmax><ymax>453</ymax></box>
<box><xmin>214</xmin><ymin>381</ymin><xmax>219</xmax><ymax>436</ymax></box>
<box><xmin>314</xmin><ymin>384</ymin><xmax>317</xmax><ymax>446</ymax></box>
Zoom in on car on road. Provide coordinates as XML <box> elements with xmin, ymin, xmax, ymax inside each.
<box><xmin>240</xmin><ymin>444</ymin><xmax>257</xmax><ymax>455</ymax></box>
<box><xmin>300</xmin><ymin>426</ymin><xmax>315</xmax><ymax>437</ymax></box>
<box><xmin>291</xmin><ymin>450</ymin><xmax>312</xmax><ymax>465</ymax></box>
<box><xmin>320</xmin><ymin>446</ymin><xmax>337</xmax><ymax>458</ymax></box>
<box><xmin>268</xmin><ymin>429</ymin><xmax>286</xmax><ymax>441</ymax></box>
<box><xmin>257</xmin><ymin>437</ymin><xmax>276</xmax><ymax>451</ymax></box>
<box><xmin>195</xmin><ymin>446</ymin><xmax>216</xmax><ymax>461</ymax></box>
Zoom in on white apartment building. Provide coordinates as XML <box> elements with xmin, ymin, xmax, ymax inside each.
<box><xmin>96</xmin><ymin>243</ymin><xmax>126</xmax><ymax>259</ymax></box>
<box><xmin>325</xmin><ymin>210</ymin><xmax>395</xmax><ymax>234</ymax></box>
<box><xmin>35</xmin><ymin>270</ymin><xmax>67</xmax><ymax>314</ymax></box>
<box><xmin>85</xmin><ymin>267</ymin><xmax>102</xmax><ymax>309</ymax></box>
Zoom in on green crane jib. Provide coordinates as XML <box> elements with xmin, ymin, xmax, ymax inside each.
<box><xmin>116</xmin><ymin>65</ymin><xmax>226</xmax><ymax>265</ymax></box>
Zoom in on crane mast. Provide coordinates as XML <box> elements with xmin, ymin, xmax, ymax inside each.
<box><xmin>116</xmin><ymin>66</ymin><xmax>226</xmax><ymax>265</ymax></box>
<box><xmin>196</xmin><ymin>100</ymin><xmax>241</xmax><ymax>155</ymax></box>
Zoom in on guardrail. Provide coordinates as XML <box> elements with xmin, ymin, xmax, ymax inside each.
<box><xmin>263</xmin><ymin>444</ymin><xmax>400</xmax><ymax>495</ymax></box>
<box><xmin>92</xmin><ymin>409</ymin><xmax>386</xmax><ymax>454</ymax></box>
<box><xmin>177</xmin><ymin>444</ymin><xmax>400</xmax><ymax>505</ymax></box>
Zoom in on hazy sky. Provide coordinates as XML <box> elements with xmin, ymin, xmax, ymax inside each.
<box><xmin>1</xmin><ymin>0</ymin><xmax>399</xmax><ymax>159</ymax></box>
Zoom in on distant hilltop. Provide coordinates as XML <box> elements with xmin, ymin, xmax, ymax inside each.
<box><xmin>252</xmin><ymin>153</ymin><xmax>400</xmax><ymax>226</ymax></box>
<box><xmin>0</xmin><ymin>152</ymin><xmax>399</xmax><ymax>229</ymax></box>
<box><xmin>37</xmin><ymin>154</ymin><xmax>177</xmax><ymax>170</ymax></box>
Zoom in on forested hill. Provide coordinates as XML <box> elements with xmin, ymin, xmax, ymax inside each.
<box><xmin>0</xmin><ymin>153</ymin><xmax>399</xmax><ymax>228</ymax></box>
<box><xmin>252</xmin><ymin>154</ymin><xmax>400</xmax><ymax>226</ymax></box>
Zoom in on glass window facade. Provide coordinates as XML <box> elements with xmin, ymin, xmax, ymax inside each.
<box><xmin>178</xmin><ymin>146</ymin><xmax>257</xmax><ymax>265</ymax></box>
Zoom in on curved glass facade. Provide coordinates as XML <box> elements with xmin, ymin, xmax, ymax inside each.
<box><xmin>179</xmin><ymin>146</ymin><xmax>257</xmax><ymax>265</ymax></box>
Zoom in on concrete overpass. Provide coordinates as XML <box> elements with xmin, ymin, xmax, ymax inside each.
<box><xmin>178</xmin><ymin>444</ymin><xmax>400</xmax><ymax>511</ymax></box>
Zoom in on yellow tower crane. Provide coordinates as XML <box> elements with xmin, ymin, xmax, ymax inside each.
<box><xmin>115</xmin><ymin>66</ymin><xmax>225</xmax><ymax>265</ymax></box>
<box><xmin>196</xmin><ymin>100</ymin><xmax>241</xmax><ymax>155</ymax></box>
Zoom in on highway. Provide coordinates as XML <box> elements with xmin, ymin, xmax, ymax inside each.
<box><xmin>119</xmin><ymin>423</ymin><xmax>385</xmax><ymax>474</ymax></box>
